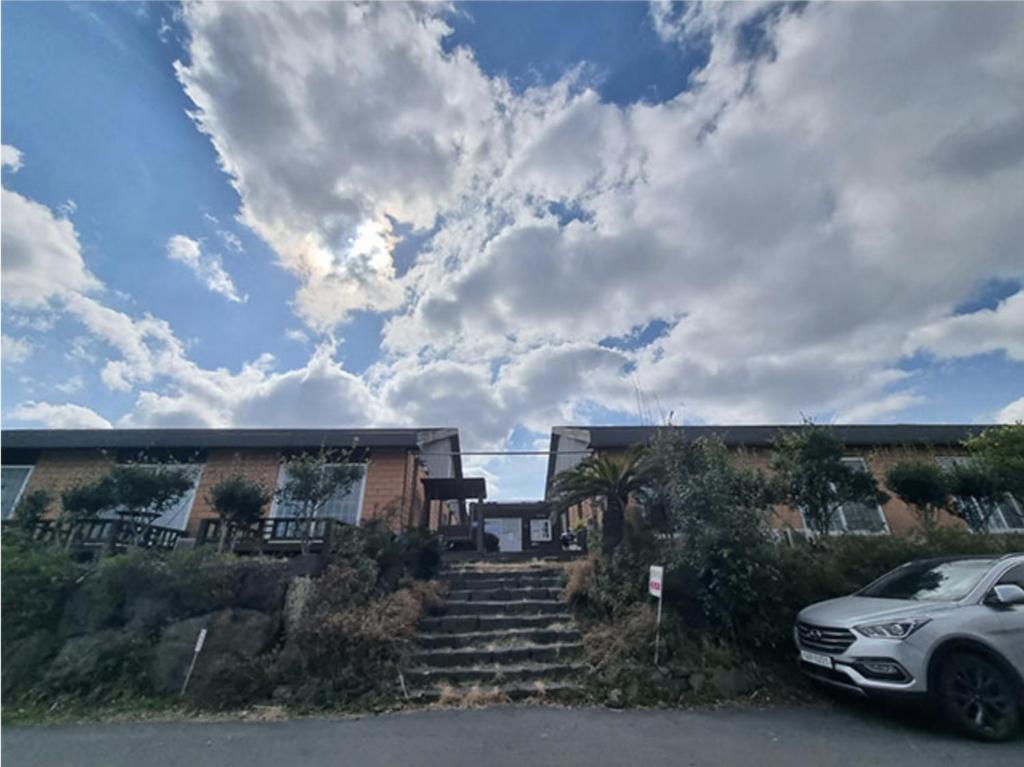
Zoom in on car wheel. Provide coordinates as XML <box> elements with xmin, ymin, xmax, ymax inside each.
<box><xmin>937</xmin><ymin>651</ymin><xmax>1020</xmax><ymax>742</ymax></box>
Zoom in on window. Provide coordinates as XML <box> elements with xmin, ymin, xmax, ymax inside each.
<box><xmin>1</xmin><ymin>466</ymin><xmax>34</xmax><ymax>520</ymax></box>
<box><xmin>802</xmin><ymin>458</ymin><xmax>889</xmax><ymax>534</ymax></box>
<box><xmin>996</xmin><ymin>564</ymin><xmax>1024</xmax><ymax>590</ymax></box>
<box><xmin>936</xmin><ymin>457</ymin><xmax>1024</xmax><ymax>533</ymax></box>
<box><xmin>103</xmin><ymin>464</ymin><xmax>203</xmax><ymax>532</ymax></box>
<box><xmin>860</xmin><ymin>558</ymin><xmax>997</xmax><ymax>601</ymax></box>
<box><xmin>274</xmin><ymin>463</ymin><xmax>366</xmax><ymax>525</ymax></box>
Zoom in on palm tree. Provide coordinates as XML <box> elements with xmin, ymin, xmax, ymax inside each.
<box><xmin>549</xmin><ymin>447</ymin><xmax>650</xmax><ymax>554</ymax></box>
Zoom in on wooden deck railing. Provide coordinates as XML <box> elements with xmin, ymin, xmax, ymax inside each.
<box><xmin>195</xmin><ymin>516</ymin><xmax>347</xmax><ymax>554</ymax></box>
<box><xmin>2</xmin><ymin>518</ymin><xmax>182</xmax><ymax>552</ymax></box>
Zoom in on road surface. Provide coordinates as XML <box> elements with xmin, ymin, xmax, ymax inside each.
<box><xmin>3</xmin><ymin>703</ymin><xmax>1021</xmax><ymax>766</ymax></box>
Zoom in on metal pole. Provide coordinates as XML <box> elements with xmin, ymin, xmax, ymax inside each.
<box><xmin>654</xmin><ymin>591</ymin><xmax>663</xmax><ymax>665</ymax></box>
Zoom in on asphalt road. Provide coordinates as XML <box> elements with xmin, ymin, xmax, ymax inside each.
<box><xmin>3</xmin><ymin>703</ymin><xmax>1022</xmax><ymax>767</ymax></box>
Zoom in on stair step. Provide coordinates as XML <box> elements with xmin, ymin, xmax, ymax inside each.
<box><xmin>443</xmin><ymin>600</ymin><xmax>565</xmax><ymax>616</ymax></box>
<box><xmin>444</xmin><ymin>568</ymin><xmax>564</xmax><ymax>581</ymax></box>
<box><xmin>446</xmin><ymin>576</ymin><xmax>564</xmax><ymax>590</ymax></box>
<box><xmin>419</xmin><ymin>613</ymin><xmax>573</xmax><ymax>634</ymax></box>
<box><xmin>408</xmin><ymin>680</ymin><xmax>584</xmax><ymax>704</ymax></box>
<box><xmin>447</xmin><ymin>587</ymin><xmax>562</xmax><ymax>602</ymax></box>
<box><xmin>405</xmin><ymin>661</ymin><xmax>585</xmax><ymax>687</ymax></box>
<box><xmin>414</xmin><ymin>642</ymin><xmax>583</xmax><ymax>668</ymax></box>
<box><xmin>416</xmin><ymin>627</ymin><xmax>581</xmax><ymax>650</ymax></box>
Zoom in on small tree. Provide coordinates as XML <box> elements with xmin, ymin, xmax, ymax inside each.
<box><xmin>945</xmin><ymin>462</ymin><xmax>1005</xmax><ymax>532</ymax></box>
<box><xmin>885</xmin><ymin>461</ymin><xmax>949</xmax><ymax>532</ymax></box>
<box><xmin>12</xmin><ymin>489</ymin><xmax>51</xmax><ymax>529</ymax></box>
<box><xmin>277</xmin><ymin>447</ymin><xmax>362</xmax><ymax>555</ymax></box>
<box><xmin>772</xmin><ymin>422</ymin><xmax>888</xmax><ymax>536</ymax></box>
<box><xmin>107</xmin><ymin>463</ymin><xmax>194</xmax><ymax>545</ymax></box>
<box><xmin>206</xmin><ymin>474</ymin><xmax>273</xmax><ymax>552</ymax></box>
<box><xmin>549</xmin><ymin>447</ymin><xmax>650</xmax><ymax>554</ymax></box>
<box><xmin>60</xmin><ymin>477</ymin><xmax>117</xmax><ymax>550</ymax></box>
<box><xmin>965</xmin><ymin>423</ymin><xmax>1024</xmax><ymax>498</ymax></box>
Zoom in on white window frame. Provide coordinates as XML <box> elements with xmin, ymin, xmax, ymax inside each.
<box><xmin>799</xmin><ymin>458</ymin><xmax>890</xmax><ymax>536</ymax></box>
<box><xmin>104</xmin><ymin>463</ymin><xmax>204</xmax><ymax>532</ymax></box>
<box><xmin>936</xmin><ymin>456</ymin><xmax>1024</xmax><ymax>534</ymax></box>
<box><xmin>1</xmin><ymin>465</ymin><xmax>35</xmax><ymax>520</ymax></box>
<box><xmin>271</xmin><ymin>462</ymin><xmax>367</xmax><ymax>526</ymax></box>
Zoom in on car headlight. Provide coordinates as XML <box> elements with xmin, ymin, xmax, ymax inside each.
<box><xmin>854</xmin><ymin>617</ymin><xmax>930</xmax><ymax>639</ymax></box>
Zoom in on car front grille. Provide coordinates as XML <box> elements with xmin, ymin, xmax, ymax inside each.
<box><xmin>797</xmin><ymin>622</ymin><xmax>856</xmax><ymax>654</ymax></box>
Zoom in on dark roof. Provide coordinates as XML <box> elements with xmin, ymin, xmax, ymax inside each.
<box><xmin>1</xmin><ymin>428</ymin><xmax>457</xmax><ymax>452</ymax></box>
<box><xmin>562</xmin><ymin>424</ymin><xmax>987</xmax><ymax>449</ymax></box>
<box><xmin>546</xmin><ymin>424</ymin><xmax>989</xmax><ymax>488</ymax></box>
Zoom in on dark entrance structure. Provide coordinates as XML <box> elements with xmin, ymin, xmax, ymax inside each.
<box><xmin>421</xmin><ymin>476</ymin><xmax>487</xmax><ymax>548</ymax></box>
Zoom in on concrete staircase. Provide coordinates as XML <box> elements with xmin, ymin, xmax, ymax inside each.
<box><xmin>407</xmin><ymin>561</ymin><xmax>586</xmax><ymax>703</ymax></box>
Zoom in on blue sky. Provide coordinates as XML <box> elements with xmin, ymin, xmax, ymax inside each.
<box><xmin>2</xmin><ymin>2</ymin><xmax>1022</xmax><ymax>499</ymax></box>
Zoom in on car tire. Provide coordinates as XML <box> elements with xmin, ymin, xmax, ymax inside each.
<box><xmin>937</xmin><ymin>651</ymin><xmax>1021</xmax><ymax>742</ymax></box>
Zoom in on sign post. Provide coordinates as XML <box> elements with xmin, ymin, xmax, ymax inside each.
<box><xmin>649</xmin><ymin>565</ymin><xmax>664</xmax><ymax>665</ymax></box>
<box><xmin>180</xmin><ymin>627</ymin><xmax>207</xmax><ymax>697</ymax></box>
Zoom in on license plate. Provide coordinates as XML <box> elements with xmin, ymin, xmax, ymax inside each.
<box><xmin>800</xmin><ymin>649</ymin><xmax>833</xmax><ymax>669</ymax></box>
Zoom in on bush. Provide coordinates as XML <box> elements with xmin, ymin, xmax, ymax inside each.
<box><xmin>1</xmin><ymin>541</ymin><xmax>81</xmax><ymax>643</ymax></box>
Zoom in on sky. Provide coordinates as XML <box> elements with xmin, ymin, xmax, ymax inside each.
<box><xmin>2</xmin><ymin>1</ymin><xmax>1022</xmax><ymax>500</ymax></box>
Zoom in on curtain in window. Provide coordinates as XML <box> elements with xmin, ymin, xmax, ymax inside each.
<box><xmin>1</xmin><ymin>467</ymin><xmax>32</xmax><ymax>520</ymax></box>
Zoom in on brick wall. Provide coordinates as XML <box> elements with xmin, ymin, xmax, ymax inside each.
<box><xmin>585</xmin><ymin>443</ymin><xmax>971</xmax><ymax>536</ymax></box>
<box><xmin>22</xmin><ymin>450</ymin><xmax>116</xmax><ymax>517</ymax></box>
<box><xmin>188</xmin><ymin>449</ymin><xmax>282</xmax><ymax>536</ymax></box>
<box><xmin>361</xmin><ymin>449</ymin><xmax>415</xmax><ymax>531</ymax></box>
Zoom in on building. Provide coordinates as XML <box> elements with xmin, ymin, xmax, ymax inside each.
<box><xmin>546</xmin><ymin>425</ymin><xmax>1024</xmax><ymax>536</ymax></box>
<box><xmin>0</xmin><ymin>428</ymin><xmax>466</xmax><ymax>543</ymax></box>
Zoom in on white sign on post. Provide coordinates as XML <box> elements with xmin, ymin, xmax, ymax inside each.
<box><xmin>649</xmin><ymin>565</ymin><xmax>663</xmax><ymax>597</ymax></box>
<box><xmin>650</xmin><ymin>565</ymin><xmax>664</xmax><ymax>665</ymax></box>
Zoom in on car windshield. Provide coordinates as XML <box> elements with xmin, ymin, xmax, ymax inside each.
<box><xmin>859</xmin><ymin>559</ymin><xmax>996</xmax><ymax>601</ymax></box>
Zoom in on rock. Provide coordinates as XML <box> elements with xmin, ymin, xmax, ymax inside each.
<box><xmin>606</xmin><ymin>688</ymin><xmax>624</xmax><ymax>708</ymax></box>
<box><xmin>709</xmin><ymin>667</ymin><xmax>755</xmax><ymax>698</ymax></box>
<box><xmin>283</xmin><ymin>576</ymin><xmax>314</xmax><ymax>636</ymax></box>
<box><xmin>58</xmin><ymin>588</ymin><xmax>105</xmax><ymax>639</ymax></box>
<box><xmin>150</xmin><ymin>608</ymin><xmax>280</xmax><ymax>695</ymax></box>
<box><xmin>235</xmin><ymin>563</ymin><xmax>292</xmax><ymax>613</ymax></box>
<box><xmin>688</xmin><ymin>672</ymin><xmax>706</xmax><ymax>694</ymax></box>
<box><xmin>125</xmin><ymin>595</ymin><xmax>174</xmax><ymax>633</ymax></box>
<box><xmin>44</xmin><ymin>629</ymin><xmax>148</xmax><ymax>694</ymax></box>
<box><xmin>2</xmin><ymin>629</ymin><xmax>59</xmax><ymax>696</ymax></box>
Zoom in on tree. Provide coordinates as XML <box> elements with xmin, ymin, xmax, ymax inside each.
<box><xmin>965</xmin><ymin>423</ymin><xmax>1024</xmax><ymax>498</ymax></box>
<box><xmin>549</xmin><ymin>447</ymin><xmax>650</xmax><ymax>554</ymax></box>
<box><xmin>206</xmin><ymin>474</ymin><xmax>273</xmax><ymax>552</ymax></box>
<box><xmin>12</xmin><ymin>489</ymin><xmax>51</xmax><ymax>529</ymax></box>
<box><xmin>276</xmin><ymin>447</ymin><xmax>362</xmax><ymax>555</ymax></box>
<box><xmin>944</xmin><ymin>461</ymin><xmax>1006</xmax><ymax>532</ymax></box>
<box><xmin>108</xmin><ymin>463</ymin><xmax>194</xmax><ymax>543</ymax></box>
<box><xmin>885</xmin><ymin>461</ymin><xmax>950</xmax><ymax>532</ymax></box>
<box><xmin>772</xmin><ymin>422</ymin><xmax>889</xmax><ymax>536</ymax></box>
<box><xmin>60</xmin><ymin>477</ymin><xmax>117</xmax><ymax>550</ymax></box>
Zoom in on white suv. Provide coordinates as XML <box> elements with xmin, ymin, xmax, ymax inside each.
<box><xmin>795</xmin><ymin>554</ymin><xmax>1024</xmax><ymax>741</ymax></box>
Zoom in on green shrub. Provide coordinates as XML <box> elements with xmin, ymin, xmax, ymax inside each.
<box><xmin>1</xmin><ymin>541</ymin><xmax>81</xmax><ymax>643</ymax></box>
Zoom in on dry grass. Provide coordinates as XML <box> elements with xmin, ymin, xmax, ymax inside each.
<box><xmin>435</xmin><ymin>684</ymin><xmax>510</xmax><ymax>707</ymax></box>
<box><xmin>446</xmin><ymin>560</ymin><xmax>570</xmax><ymax>574</ymax></box>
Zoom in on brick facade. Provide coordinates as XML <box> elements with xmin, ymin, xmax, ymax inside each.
<box><xmin>22</xmin><ymin>449</ymin><xmax>116</xmax><ymax>517</ymax></box>
<box><xmin>567</xmin><ymin>444</ymin><xmax>972</xmax><ymax>536</ymax></box>
<box><xmin>188</xmin><ymin>449</ymin><xmax>282</xmax><ymax>536</ymax></box>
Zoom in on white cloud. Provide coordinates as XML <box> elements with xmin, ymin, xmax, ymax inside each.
<box><xmin>906</xmin><ymin>290</ymin><xmax>1024</xmax><ymax>362</ymax></box>
<box><xmin>1</xmin><ymin>186</ymin><xmax>101</xmax><ymax>308</ymax></box>
<box><xmin>165</xmin><ymin>234</ymin><xmax>245</xmax><ymax>303</ymax></box>
<box><xmin>997</xmin><ymin>397</ymin><xmax>1024</xmax><ymax>424</ymax></box>
<box><xmin>9</xmin><ymin>401</ymin><xmax>113</xmax><ymax>429</ymax></box>
<box><xmin>2</xmin><ymin>335</ymin><xmax>33</xmax><ymax>365</ymax></box>
<box><xmin>1</xmin><ymin>144</ymin><xmax>23</xmax><ymax>172</ymax></box>
<box><xmin>175</xmin><ymin>2</ymin><xmax>506</xmax><ymax>329</ymax></box>
<box><xmin>55</xmin><ymin>375</ymin><xmax>85</xmax><ymax>395</ymax></box>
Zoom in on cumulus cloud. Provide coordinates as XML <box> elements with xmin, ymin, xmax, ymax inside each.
<box><xmin>1</xmin><ymin>144</ymin><xmax>23</xmax><ymax>172</ymax></box>
<box><xmin>9</xmin><ymin>401</ymin><xmax>113</xmax><ymax>429</ymax></box>
<box><xmin>2</xmin><ymin>335</ymin><xmax>33</xmax><ymax>365</ymax></box>
<box><xmin>1</xmin><ymin>185</ymin><xmax>101</xmax><ymax>308</ymax></box>
<box><xmin>997</xmin><ymin>396</ymin><xmax>1024</xmax><ymax>424</ymax></box>
<box><xmin>166</xmin><ymin>234</ymin><xmax>245</xmax><ymax>303</ymax></box>
<box><xmin>906</xmin><ymin>290</ymin><xmax>1024</xmax><ymax>362</ymax></box>
<box><xmin>175</xmin><ymin>2</ymin><xmax>505</xmax><ymax>328</ymax></box>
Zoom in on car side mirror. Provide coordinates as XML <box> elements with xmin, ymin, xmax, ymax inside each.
<box><xmin>986</xmin><ymin>584</ymin><xmax>1024</xmax><ymax>607</ymax></box>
